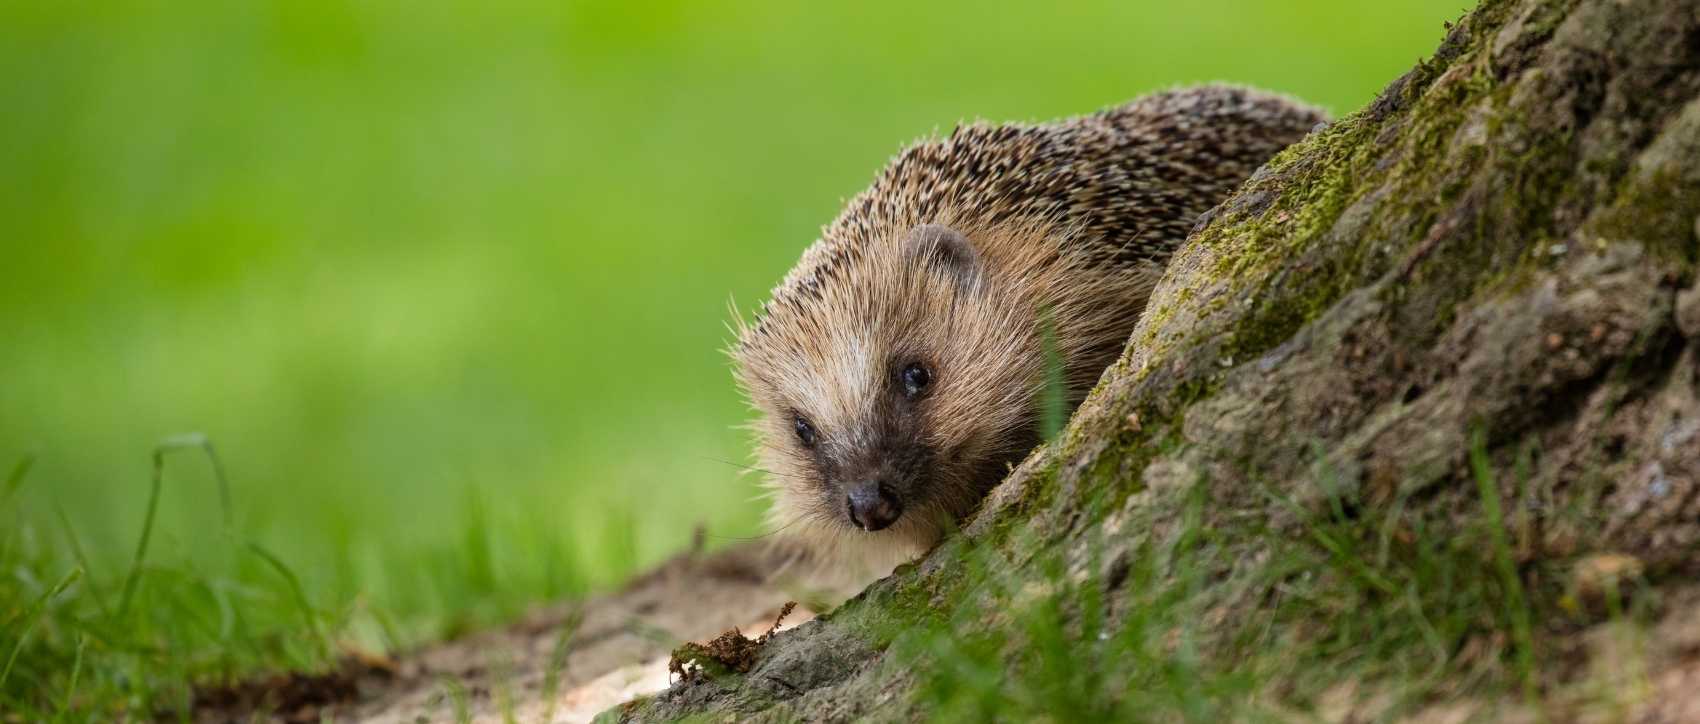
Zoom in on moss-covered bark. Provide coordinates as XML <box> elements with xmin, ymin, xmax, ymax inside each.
<box><xmin>615</xmin><ymin>0</ymin><xmax>1700</xmax><ymax>719</ymax></box>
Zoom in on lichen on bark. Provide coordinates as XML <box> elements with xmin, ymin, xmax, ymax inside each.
<box><xmin>611</xmin><ymin>0</ymin><xmax>1700</xmax><ymax>719</ymax></box>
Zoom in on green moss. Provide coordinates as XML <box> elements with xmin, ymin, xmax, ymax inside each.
<box><xmin>1173</xmin><ymin>104</ymin><xmax>1383</xmax><ymax>363</ymax></box>
<box><xmin>1189</xmin><ymin>5</ymin><xmax>1623</xmax><ymax>366</ymax></box>
<box><xmin>1591</xmin><ymin>165</ymin><xmax>1700</xmax><ymax>272</ymax></box>
<box><xmin>1197</xmin><ymin>15</ymin><xmax>1648</xmax><ymax>365</ymax></box>
<box><xmin>1204</xmin><ymin>114</ymin><xmax>1374</xmax><ymax>277</ymax></box>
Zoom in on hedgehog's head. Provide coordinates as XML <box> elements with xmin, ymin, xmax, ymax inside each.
<box><xmin>734</xmin><ymin>222</ymin><xmax>1058</xmax><ymax>562</ymax></box>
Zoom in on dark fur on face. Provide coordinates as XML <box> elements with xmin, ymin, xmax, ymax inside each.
<box><xmin>733</xmin><ymin>86</ymin><xmax>1327</xmax><ymax>576</ymax></box>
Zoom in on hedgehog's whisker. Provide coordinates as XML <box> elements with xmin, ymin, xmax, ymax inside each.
<box><xmin>700</xmin><ymin>456</ymin><xmax>803</xmax><ymax>481</ymax></box>
<box><xmin>703</xmin><ymin>514</ymin><xmax>806</xmax><ymax>542</ymax></box>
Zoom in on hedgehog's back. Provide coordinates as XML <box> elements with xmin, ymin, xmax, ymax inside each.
<box><xmin>754</xmin><ymin>85</ymin><xmax>1327</xmax><ymax>338</ymax></box>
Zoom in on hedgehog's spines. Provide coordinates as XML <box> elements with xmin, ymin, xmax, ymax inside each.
<box><xmin>734</xmin><ymin>85</ymin><xmax>1328</xmax><ymax>579</ymax></box>
<box><xmin>743</xmin><ymin>85</ymin><xmax>1324</xmax><ymax>349</ymax></box>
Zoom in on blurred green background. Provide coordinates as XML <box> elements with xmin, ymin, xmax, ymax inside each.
<box><xmin>2</xmin><ymin>0</ymin><xmax>1465</xmax><ymax>652</ymax></box>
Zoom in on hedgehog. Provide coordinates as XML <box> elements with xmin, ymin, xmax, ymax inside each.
<box><xmin>732</xmin><ymin>85</ymin><xmax>1327</xmax><ymax>579</ymax></box>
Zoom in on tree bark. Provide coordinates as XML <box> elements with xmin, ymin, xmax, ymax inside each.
<box><xmin>620</xmin><ymin>0</ymin><xmax>1700</xmax><ymax>719</ymax></box>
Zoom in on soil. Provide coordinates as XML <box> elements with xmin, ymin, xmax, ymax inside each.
<box><xmin>189</xmin><ymin>541</ymin><xmax>813</xmax><ymax>723</ymax></box>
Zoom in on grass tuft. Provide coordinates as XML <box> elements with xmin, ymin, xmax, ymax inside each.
<box><xmin>539</xmin><ymin>609</ymin><xmax>582</xmax><ymax>724</ymax></box>
<box><xmin>51</xmin><ymin>634</ymin><xmax>86</xmax><ymax>724</ymax></box>
<box><xmin>0</xmin><ymin>439</ymin><xmax>348</xmax><ymax>720</ymax></box>
<box><xmin>3</xmin><ymin>567</ymin><xmax>83</xmax><ymax>692</ymax></box>
<box><xmin>898</xmin><ymin>438</ymin><xmax>1587</xmax><ymax>720</ymax></box>
<box><xmin>1469</xmin><ymin>427</ymin><xmax>1538</xmax><ymax>705</ymax></box>
<box><xmin>0</xmin><ymin>433</ymin><xmax>610</xmax><ymax>720</ymax></box>
<box><xmin>441</xmin><ymin>675</ymin><xmax>473</xmax><ymax>724</ymax></box>
<box><xmin>245</xmin><ymin>542</ymin><xmax>331</xmax><ymax>661</ymax></box>
<box><xmin>1037</xmin><ymin>308</ymin><xmax>1068</xmax><ymax>443</ymax></box>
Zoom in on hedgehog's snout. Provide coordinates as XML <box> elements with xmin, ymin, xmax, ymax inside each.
<box><xmin>846</xmin><ymin>480</ymin><xmax>903</xmax><ymax>532</ymax></box>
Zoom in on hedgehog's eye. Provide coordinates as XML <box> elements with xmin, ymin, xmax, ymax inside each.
<box><xmin>900</xmin><ymin>363</ymin><xmax>931</xmax><ymax>398</ymax></box>
<box><xmin>793</xmin><ymin>414</ymin><xmax>817</xmax><ymax>447</ymax></box>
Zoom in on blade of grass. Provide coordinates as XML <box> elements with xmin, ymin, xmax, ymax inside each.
<box><xmin>441</xmin><ymin>675</ymin><xmax>472</xmax><ymax>724</ymax></box>
<box><xmin>53</xmin><ymin>502</ymin><xmax>109</xmax><ymax>618</ymax></box>
<box><xmin>538</xmin><ymin>608</ymin><xmax>582</xmax><ymax>723</ymax></box>
<box><xmin>118</xmin><ymin>434</ymin><xmax>237</xmax><ymax>619</ymax></box>
<box><xmin>50</xmin><ymin>634</ymin><xmax>87</xmax><ymax>724</ymax></box>
<box><xmin>461</xmin><ymin>488</ymin><xmax>495</xmax><ymax>594</ymax></box>
<box><xmin>1037</xmin><ymin>307</ymin><xmax>1067</xmax><ymax>443</ymax></box>
<box><xmin>1</xmin><ymin>567</ymin><xmax>83</xmax><ymax>691</ymax></box>
<box><xmin>369</xmin><ymin>604</ymin><xmax>404</xmax><ymax>655</ymax></box>
<box><xmin>117</xmin><ymin>446</ymin><xmax>169</xmax><ymax>619</ymax></box>
<box><xmin>1468</xmin><ymin>428</ymin><xmax>1537</xmax><ymax>706</ymax></box>
<box><xmin>1</xmin><ymin>453</ymin><xmax>35</xmax><ymax>508</ymax></box>
<box><xmin>1403</xmin><ymin>583</ymin><xmax>1449</xmax><ymax>669</ymax></box>
<box><xmin>1261</xmin><ymin>486</ymin><xmax>1398</xmax><ymax>596</ymax></box>
<box><xmin>494</xmin><ymin>655</ymin><xmax>517</xmax><ymax>724</ymax></box>
<box><xmin>246</xmin><ymin>542</ymin><xmax>330</xmax><ymax>661</ymax></box>
<box><xmin>156</xmin><ymin>433</ymin><xmax>234</xmax><ymax>535</ymax></box>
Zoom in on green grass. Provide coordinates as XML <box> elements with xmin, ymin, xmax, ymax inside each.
<box><xmin>896</xmin><ymin>434</ymin><xmax>1647</xmax><ymax>721</ymax></box>
<box><xmin>901</xmin><ymin>516</ymin><xmax>1267</xmax><ymax>720</ymax></box>
<box><xmin>0</xmin><ymin>0</ymin><xmax>1469</xmax><ymax>718</ymax></box>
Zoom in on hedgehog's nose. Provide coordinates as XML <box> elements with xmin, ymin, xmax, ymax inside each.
<box><xmin>846</xmin><ymin>482</ymin><xmax>902</xmax><ymax>532</ymax></box>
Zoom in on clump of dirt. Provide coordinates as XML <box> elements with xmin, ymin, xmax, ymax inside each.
<box><xmin>669</xmin><ymin>601</ymin><xmax>797</xmax><ymax>683</ymax></box>
<box><xmin>188</xmin><ymin>653</ymin><xmax>396</xmax><ymax>723</ymax></box>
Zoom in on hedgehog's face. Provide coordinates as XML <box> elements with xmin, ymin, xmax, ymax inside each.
<box><xmin>737</xmin><ymin>223</ymin><xmax>1047</xmax><ymax>555</ymax></box>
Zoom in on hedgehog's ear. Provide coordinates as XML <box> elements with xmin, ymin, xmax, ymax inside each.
<box><xmin>903</xmin><ymin>223</ymin><xmax>980</xmax><ymax>289</ymax></box>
